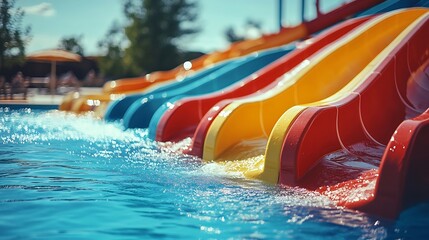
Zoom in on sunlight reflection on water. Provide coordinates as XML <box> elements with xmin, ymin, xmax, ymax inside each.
<box><xmin>0</xmin><ymin>109</ymin><xmax>427</xmax><ymax>239</ymax></box>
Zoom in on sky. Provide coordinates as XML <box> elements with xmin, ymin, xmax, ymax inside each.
<box><xmin>15</xmin><ymin>0</ymin><xmax>346</xmax><ymax>56</ymax></box>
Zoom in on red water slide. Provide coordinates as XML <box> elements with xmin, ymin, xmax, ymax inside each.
<box><xmin>279</xmin><ymin>12</ymin><xmax>429</xmax><ymax>218</ymax></box>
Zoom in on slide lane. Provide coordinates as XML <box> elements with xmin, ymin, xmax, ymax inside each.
<box><xmin>311</xmin><ymin>35</ymin><xmax>429</xmax><ymax>218</ymax></box>
<box><xmin>152</xmin><ymin>16</ymin><xmax>372</xmax><ymax>143</ymax></box>
<box><xmin>358</xmin><ymin>0</ymin><xmax>420</xmax><ymax>16</ymax></box>
<box><xmin>358</xmin><ymin>0</ymin><xmax>429</xmax><ymax>16</ymax></box>
<box><xmin>354</xmin><ymin>108</ymin><xmax>429</xmax><ymax>218</ymax></box>
<box><xmin>121</xmin><ymin>47</ymin><xmax>291</xmax><ymax>129</ymax></box>
<box><xmin>200</xmin><ymin>9</ymin><xmax>427</xmax><ymax>184</ymax></box>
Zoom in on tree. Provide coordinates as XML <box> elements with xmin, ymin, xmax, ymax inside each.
<box><xmin>97</xmin><ymin>21</ymin><xmax>131</xmax><ymax>79</ymax></box>
<box><xmin>58</xmin><ymin>35</ymin><xmax>85</xmax><ymax>55</ymax></box>
<box><xmin>124</xmin><ymin>0</ymin><xmax>199</xmax><ymax>74</ymax></box>
<box><xmin>98</xmin><ymin>0</ymin><xmax>199</xmax><ymax>79</ymax></box>
<box><xmin>0</xmin><ymin>0</ymin><xmax>31</xmax><ymax>77</ymax></box>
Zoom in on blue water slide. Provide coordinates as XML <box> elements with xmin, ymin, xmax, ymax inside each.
<box><xmin>122</xmin><ymin>45</ymin><xmax>294</xmax><ymax>129</ymax></box>
<box><xmin>147</xmin><ymin>95</ymin><xmax>185</xmax><ymax>139</ymax></box>
<box><xmin>417</xmin><ymin>0</ymin><xmax>429</xmax><ymax>7</ymax></box>
<box><xmin>104</xmin><ymin>58</ymin><xmax>238</xmax><ymax>121</ymax></box>
<box><xmin>358</xmin><ymin>0</ymin><xmax>420</xmax><ymax>16</ymax></box>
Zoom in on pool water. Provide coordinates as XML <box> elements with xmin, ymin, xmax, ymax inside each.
<box><xmin>1</xmin><ymin>108</ymin><xmax>429</xmax><ymax>239</ymax></box>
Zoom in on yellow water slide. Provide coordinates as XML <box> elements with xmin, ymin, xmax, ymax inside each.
<box><xmin>202</xmin><ymin>8</ymin><xmax>428</xmax><ymax>183</ymax></box>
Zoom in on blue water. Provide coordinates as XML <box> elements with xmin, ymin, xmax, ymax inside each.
<box><xmin>1</xmin><ymin>108</ymin><xmax>429</xmax><ymax>239</ymax></box>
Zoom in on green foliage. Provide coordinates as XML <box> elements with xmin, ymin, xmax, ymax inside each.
<box><xmin>98</xmin><ymin>0</ymin><xmax>199</xmax><ymax>79</ymax></box>
<box><xmin>97</xmin><ymin>21</ymin><xmax>132</xmax><ymax>79</ymax></box>
<box><xmin>124</xmin><ymin>0</ymin><xmax>199</xmax><ymax>73</ymax></box>
<box><xmin>58</xmin><ymin>35</ymin><xmax>85</xmax><ymax>55</ymax></box>
<box><xmin>0</xmin><ymin>0</ymin><xmax>31</xmax><ymax>74</ymax></box>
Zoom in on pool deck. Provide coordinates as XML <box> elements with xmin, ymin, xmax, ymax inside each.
<box><xmin>0</xmin><ymin>87</ymin><xmax>102</xmax><ymax>109</ymax></box>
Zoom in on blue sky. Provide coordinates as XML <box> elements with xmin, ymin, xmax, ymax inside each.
<box><xmin>16</xmin><ymin>0</ymin><xmax>345</xmax><ymax>56</ymax></box>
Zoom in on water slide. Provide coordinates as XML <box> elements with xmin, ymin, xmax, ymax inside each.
<box><xmin>198</xmin><ymin>8</ymin><xmax>428</xmax><ymax>218</ymax></box>
<box><xmin>280</xmin><ymin>11</ymin><xmax>429</xmax><ymax>218</ymax></box>
<box><xmin>352</xmin><ymin>108</ymin><xmax>429</xmax><ymax>218</ymax></box>
<box><xmin>358</xmin><ymin>0</ymin><xmax>428</xmax><ymax>15</ymax></box>
<box><xmin>60</xmin><ymin>0</ymin><xmax>384</xmax><ymax>114</ymax></box>
<box><xmin>112</xmin><ymin>47</ymin><xmax>291</xmax><ymax>128</ymax></box>
<box><xmin>150</xmin><ymin>16</ymin><xmax>372</xmax><ymax>143</ymax></box>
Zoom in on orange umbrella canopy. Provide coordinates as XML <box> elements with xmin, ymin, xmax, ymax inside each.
<box><xmin>26</xmin><ymin>49</ymin><xmax>81</xmax><ymax>62</ymax></box>
<box><xmin>26</xmin><ymin>49</ymin><xmax>81</xmax><ymax>94</ymax></box>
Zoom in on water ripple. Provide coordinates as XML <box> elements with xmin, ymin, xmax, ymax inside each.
<box><xmin>1</xmin><ymin>109</ymin><xmax>428</xmax><ymax>239</ymax></box>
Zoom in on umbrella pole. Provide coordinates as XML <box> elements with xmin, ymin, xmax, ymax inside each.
<box><xmin>50</xmin><ymin>61</ymin><xmax>56</xmax><ymax>95</ymax></box>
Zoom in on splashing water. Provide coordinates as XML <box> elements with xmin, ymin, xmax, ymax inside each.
<box><xmin>0</xmin><ymin>108</ymin><xmax>428</xmax><ymax>239</ymax></box>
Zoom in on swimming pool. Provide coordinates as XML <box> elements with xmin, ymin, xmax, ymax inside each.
<box><xmin>1</xmin><ymin>108</ymin><xmax>428</xmax><ymax>239</ymax></box>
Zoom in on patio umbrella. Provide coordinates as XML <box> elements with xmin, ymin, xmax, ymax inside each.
<box><xmin>26</xmin><ymin>49</ymin><xmax>81</xmax><ymax>94</ymax></box>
